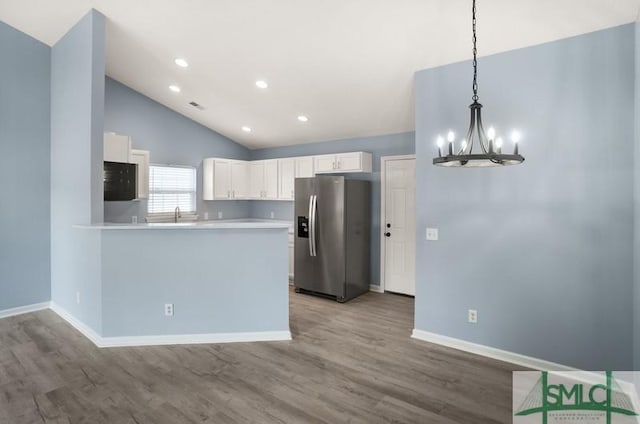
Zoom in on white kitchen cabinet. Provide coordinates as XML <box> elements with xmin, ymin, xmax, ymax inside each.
<box><xmin>104</xmin><ymin>132</ymin><xmax>132</xmax><ymax>163</ymax></box>
<box><xmin>230</xmin><ymin>161</ymin><xmax>248</xmax><ymax>199</ymax></box>
<box><xmin>264</xmin><ymin>160</ymin><xmax>278</xmax><ymax>199</ymax></box>
<box><xmin>279</xmin><ymin>156</ymin><xmax>314</xmax><ymax>200</ymax></box>
<box><xmin>278</xmin><ymin>158</ymin><xmax>295</xmax><ymax>200</ymax></box>
<box><xmin>295</xmin><ymin>156</ymin><xmax>314</xmax><ymax>178</ymax></box>
<box><xmin>313</xmin><ymin>155</ymin><xmax>337</xmax><ymax>173</ymax></box>
<box><xmin>131</xmin><ymin>149</ymin><xmax>150</xmax><ymax>199</ymax></box>
<box><xmin>203</xmin><ymin>158</ymin><xmax>248</xmax><ymax>200</ymax></box>
<box><xmin>249</xmin><ymin>160</ymin><xmax>279</xmax><ymax>199</ymax></box>
<box><xmin>313</xmin><ymin>152</ymin><xmax>372</xmax><ymax>174</ymax></box>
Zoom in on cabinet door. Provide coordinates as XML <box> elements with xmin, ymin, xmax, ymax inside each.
<box><xmin>313</xmin><ymin>155</ymin><xmax>336</xmax><ymax>173</ymax></box>
<box><xmin>248</xmin><ymin>161</ymin><xmax>265</xmax><ymax>198</ymax></box>
<box><xmin>203</xmin><ymin>158</ymin><xmax>215</xmax><ymax>200</ymax></box>
<box><xmin>131</xmin><ymin>149</ymin><xmax>150</xmax><ymax>199</ymax></box>
<box><xmin>230</xmin><ymin>161</ymin><xmax>248</xmax><ymax>198</ymax></box>
<box><xmin>213</xmin><ymin>160</ymin><xmax>231</xmax><ymax>199</ymax></box>
<box><xmin>263</xmin><ymin>160</ymin><xmax>279</xmax><ymax>199</ymax></box>
<box><xmin>336</xmin><ymin>152</ymin><xmax>361</xmax><ymax>171</ymax></box>
<box><xmin>104</xmin><ymin>133</ymin><xmax>131</xmax><ymax>163</ymax></box>
<box><xmin>278</xmin><ymin>158</ymin><xmax>295</xmax><ymax>200</ymax></box>
<box><xmin>295</xmin><ymin>156</ymin><xmax>314</xmax><ymax>178</ymax></box>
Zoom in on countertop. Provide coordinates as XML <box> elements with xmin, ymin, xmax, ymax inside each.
<box><xmin>74</xmin><ymin>219</ymin><xmax>293</xmax><ymax>231</ymax></box>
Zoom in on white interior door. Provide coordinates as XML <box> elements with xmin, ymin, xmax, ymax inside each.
<box><xmin>383</xmin><ymin>158</ymin><xmax>416</xmax><ymax>295</ymax></box>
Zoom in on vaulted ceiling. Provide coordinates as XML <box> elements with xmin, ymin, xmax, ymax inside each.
<box><xmin>1</xmin><ymin>0</ymin><xmax>638</xmax><ymax>148</ymax></box>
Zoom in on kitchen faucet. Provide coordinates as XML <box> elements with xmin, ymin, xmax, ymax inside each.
<box><xmin>174</xmin><ymin>206</ymin><xmax>181</xmax><ymax>223</ymax></box>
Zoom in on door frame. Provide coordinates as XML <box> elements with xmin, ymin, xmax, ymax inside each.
<box><xmin>379</xmin><ymin>154</ymin><xmax>416</xmax><ymax>293</ymax></box>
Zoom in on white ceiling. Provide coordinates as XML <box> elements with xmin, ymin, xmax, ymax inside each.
<box><xmin>1</xmin><ymin>0</ymin><xmax>639</xmax><ymax>149</ymax></box>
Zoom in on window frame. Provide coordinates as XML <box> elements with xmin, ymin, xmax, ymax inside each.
<box><xmin>146</xmin><ymin>164</ymin><xmax>197</xmax><ymax>218</ymax></box>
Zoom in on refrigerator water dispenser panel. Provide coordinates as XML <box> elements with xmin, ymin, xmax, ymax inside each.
<box><xmin>297</xmin><ymin>216</ymin><xmax>309</xmax><ymax>238</ymax></box>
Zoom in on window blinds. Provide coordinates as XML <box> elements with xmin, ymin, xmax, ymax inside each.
<box><xmin>148</xmin><ymin>165</ymin><xmax>196</xmax><ymax>214</ymax></box>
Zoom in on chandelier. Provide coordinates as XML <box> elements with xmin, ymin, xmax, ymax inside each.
<box><xmin>433</xmin><ymin>0</ymin><xmax>525</xmax><ymax>167</ymax></box>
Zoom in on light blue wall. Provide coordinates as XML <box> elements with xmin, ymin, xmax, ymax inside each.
<box><xmin>415</xmin><ymin>24</ymin><xmax>635</xmax><ymax>370</ymax></box>
<box><xmin>103</xmin><ymin>78</ymin><xmax>251</xmax><ymax>223</ymax></box>
<box><xmin>100</xmin><ymin>228</ymin><xmax>289</xmax><ymax>336</ymax></box>
<box><xmin>0</xmin><ymin>22</ymin><xmax>51</xmax><ymax>310</ymax></box>
<box><xmin>634</xmin><ymin>23</ymin><xmax>640</xmax><ymax>371</ymax></box>
<box><xmin>250</xmin><ymin>132</ymin><xmax>415</xmax><ymax>285</ymax></box>
<box><xmin>50</xmin><ymin>10</ymin><xmax>105</xmax><ymax>332</ymax></box>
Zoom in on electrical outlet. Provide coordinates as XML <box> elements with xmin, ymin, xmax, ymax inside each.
<box><xmin>203</xmin><ymin>212</ymin><xmax>209</xmax><ymax>221</ymax></box>
<box><xmin>270</xmin><ymin>211</ymin><xmax>275</xmax><ymax>219</ymax></box>
<box><xmin>76</xmin><ymin>292</ymin><xmax>80</xmax><ymax>304</ymax></box>
<box><xmin>131</xmin><ymin>215</ymin><xmax>138</xmax><ymax>224</ymax></box>
<box><xmin>164</xmin><ymin>303</ymin><xmax>174</xmax><ymax>317</ymax></box>
<box><xmin>468</xmin><ymin>309</ymin><xmax>478</xmax><ymax>324</ymax></box>
<box><xmin>426</xmin><ymin>228</ymin><xmax>439</xmax><ymax>241</ymax></box>
<box><xmin>218</xmin><ymin>211</ymin><xmax>223</xmax><ymax>219</ymax></box>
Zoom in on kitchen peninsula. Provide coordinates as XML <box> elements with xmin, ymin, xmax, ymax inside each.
<box><xmin>66</xmin><ymin>220</ymin><xmax>291</xmax><ymax>346</ymax></box>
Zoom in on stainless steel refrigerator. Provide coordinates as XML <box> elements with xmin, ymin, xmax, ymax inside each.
<box><xmin>294</xmin><ymin>176</ymin><xmax>370</xmax><ymax>302</ymax></box>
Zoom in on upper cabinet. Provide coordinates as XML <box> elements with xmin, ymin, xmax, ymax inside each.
<box><xmin>249</xmin><ymin>160</ymin><xmax>278</xmax><ymax>200</ymax></box>
<box><xmin>203</xmin><ymin>158</ymin><xmax>248</xmax><ymax>200</ymax></box>
<box><xmin>278</xmin><ymin>158</ymin><xmax>295</xmax><ymax>201</ymax></box>
<box><xmin>314</xmin><ymin>152</ymin><xmax>372</xmax><ymax>174</ymax></box>
<box><xmin>295</xmin><ymin>156</ymin><xmax>314</xmax><ymax>178</ymax></box>
<box><xmin>203</xmin><ymin>152</ymin><xmax>370</xmax><ymax>201</ymax></box>
<box><xmin>104</xmin><ymin>132</ymin><xmax>132</xmax><ymax>163</ymax></box>
<box><xmin>279</xmin><ymin>156</ymin><xmax>314</xmax><ymax>200</ymax></box>
<box><xmin>131</xmin><ymin>149</ymin><xmax>150</xmax><ymax>199</ymax></box>
<box><xmin>230</xmin><ymin>161</ymin><xmax>248</xmax><ymax>199</ymax></box>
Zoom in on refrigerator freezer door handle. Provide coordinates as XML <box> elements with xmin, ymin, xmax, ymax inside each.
<box><xmin>308</xmin><ymin>195</ymin><xmax>315</xmax><ymax>256</ymax></box>
<box><xmin>310</xmin><ymin>195</ymin><xmax>318</xmax><ymax>256</ymax></box>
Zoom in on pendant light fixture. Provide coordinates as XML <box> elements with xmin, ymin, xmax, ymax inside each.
<box><xmin>433</xmin><ymin>0</ymin><xmax>525</xmax><ymax>167</ymax></box>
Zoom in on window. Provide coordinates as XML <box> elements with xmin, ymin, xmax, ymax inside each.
<box><xmin>148</xmin><ymin>165</ymin><xmax>196</xmax><ymax>215</ymax></box>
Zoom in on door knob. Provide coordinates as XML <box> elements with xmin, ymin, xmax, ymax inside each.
<box><xmin>385</xmin><ymin>232</ymin><xmax>391</xmax><ymax>237</ymax></box>
<box><xmin>386</xmin><ymin>223</ymin><xmax>391</xmax><ymax>228</ymax></box>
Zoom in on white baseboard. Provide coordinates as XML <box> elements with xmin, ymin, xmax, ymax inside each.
<box><xmin>369</xmin><ymin>284</ymin><xmax>384</xmax><ymax>293</ymax></box>
<box><xmin>0</xmin><ymin>301</ymin><xmax>51</xmax><ymax>319</ymax></box>
<box><xmin>50</xmin><ymin>302</ymin><xmax>103</xmax><ymax>346</ymax></box>
<box><xmin>97</xmin><ymin>330</ymin><xmax>292</xmax><ymax>348</ymax></box>
<box><xmin>411</xmin><ymin>329</ymin><xmax>576</xmax><ymax>371</ymax></box>
<box><xmin>50</xmin><ymin>302</ymin><xmax>291</xmax><ymax>348</ymax></box>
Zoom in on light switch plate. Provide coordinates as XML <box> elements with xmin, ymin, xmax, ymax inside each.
<box><xmin>203</xmin><ymin>212</ymin><xmax>209</xmax><ymax>221</ymax></box>
<box><xmin>426</xmin><ymin>228</ymin><xmax>439</xmax><ymax>241</ymax></box>
<box><xmin>218</xmin><ymin>211</ymin><xmax>223</xmax><ymax>219</ymax></box>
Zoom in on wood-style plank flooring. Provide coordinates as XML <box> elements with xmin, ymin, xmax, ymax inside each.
<box><xmin>0</xmin><ymin>289</ymin><xmax>523</xmax><ymax>423</ymax></box>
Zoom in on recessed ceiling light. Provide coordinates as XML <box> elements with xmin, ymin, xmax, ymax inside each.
<box><xmin>169</xmin><ymin>85</ymin><xmax>181</xmax><ymax>93</ymax></box>
<box><xmin>297</xmin><ymin>115</ymin><xmax>309</xmax><ymax>122</ymax></box>
<box><xmin>174</xmin><ymin>58</ymin><xmax>189</xmax><ymax>68</ymax></box>
<box><xmin>255</xmin><ymin>80</ymin><xmax>268</xmax><ymax>89</ymax></box>
<box><xmin>242</xmin><ymin>126</ymin><xmax>252</xmax><ymax>133</ymax></box>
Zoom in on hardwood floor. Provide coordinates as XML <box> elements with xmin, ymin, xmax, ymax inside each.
<box><xmin>0</xmin><ymin>289</ymin><xmax>523</xmax><ymax>423</ymax></box>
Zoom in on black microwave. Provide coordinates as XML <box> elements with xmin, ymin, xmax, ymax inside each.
<box><xmin>104</xmin><ymin>161</ymin><xmax>137</xmax><ymax>201</ymax></box>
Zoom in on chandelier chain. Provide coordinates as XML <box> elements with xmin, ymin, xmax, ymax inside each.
<box><xmin>472</xmin><ymin>0</ymin><xmax>478</xmax><ymax>102</ymax></box>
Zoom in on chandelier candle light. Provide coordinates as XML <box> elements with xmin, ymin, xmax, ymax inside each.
<box><xmin>432</xmin><ymin>0</ymin><xmax>525</xmax><ymax>167</ymax></box>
